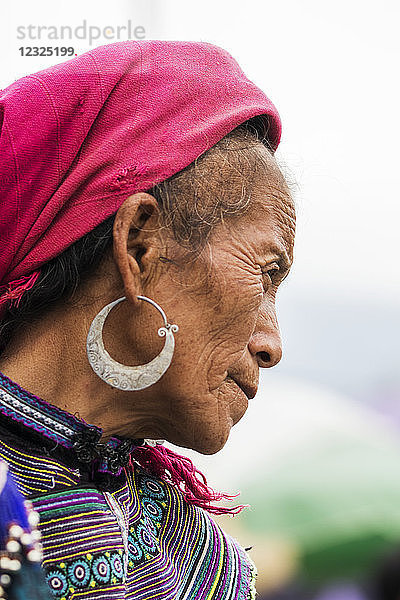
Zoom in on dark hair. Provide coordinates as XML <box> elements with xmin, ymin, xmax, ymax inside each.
<box><xmin>0</xmin><ymin>117</ymin><xmax>277</xmax><ymax>355</ymax></box>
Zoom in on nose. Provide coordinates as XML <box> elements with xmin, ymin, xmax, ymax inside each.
<box><xmin>248</xmin><ymin>307</ymin><xmax>283</xmax><ymax>368</ymax></box>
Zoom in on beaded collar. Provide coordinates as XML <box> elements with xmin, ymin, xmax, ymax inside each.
<box><xmin>0</xmin><ymin>371</ymin><xmax>143</xmax><ymax>476</ymax></box>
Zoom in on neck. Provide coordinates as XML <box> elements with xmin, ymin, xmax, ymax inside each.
<box><xmin>0</xmin><ymin>301</ymin><xmax>154</xmax><ymax>439</ymax></box>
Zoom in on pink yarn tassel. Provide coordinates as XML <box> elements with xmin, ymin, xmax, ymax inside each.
<box><xmin>129</xmin><ymin>444</ymin><xmax>246</xmax><ymax>516</ymax></box>
<box><xmin>0</xmin><ymin>271</ymin><xmax>41</xmax><ymax>314</ymax></box>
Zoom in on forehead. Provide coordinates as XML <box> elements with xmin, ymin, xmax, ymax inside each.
<box><xmin>233</xmin><ymin>149</ymin><xmax>296</xmax><ymax>263</ymax></box>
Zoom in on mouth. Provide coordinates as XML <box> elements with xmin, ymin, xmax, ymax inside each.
<box><xmin>226</xmin><ymin>375</ymin><xmax>257</xmax><ymax>400</ymax></box>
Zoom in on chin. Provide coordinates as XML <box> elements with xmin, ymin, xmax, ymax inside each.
<box><xmin>189</xmin><ymin>425</ymin><xmax>232</xmax><ymax>455</ymax></box>
<box><xmin>164</xmin><ymin>386</ymin><xmax>248</xmax><ymax>455</ymax></box>
<box><xmin>167</xmin><ymin>421</ymin><xmax>232</xmax><ymax>456</ymax></box>
<box><xmin>231</xmin><ymin>398</ymin><xmax>248</xmax><ymax>426</ymax></box>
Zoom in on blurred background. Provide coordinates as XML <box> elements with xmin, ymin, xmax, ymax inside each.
<box><xmin>1</xmin><ymin>1</ymin><xmax>399</xmax><ymax>597</ymax></box>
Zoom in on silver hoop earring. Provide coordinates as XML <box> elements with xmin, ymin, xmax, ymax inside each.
<box><xmin>86</xmin><ymin>295</ymin><xmax>179</xmax><ymax>391</ymax></box>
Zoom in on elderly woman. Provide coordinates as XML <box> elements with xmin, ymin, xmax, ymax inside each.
<box><xmin>0</xmin><ymin>40</ymin><xmax>295</xmax><ymax>599</ymax></box>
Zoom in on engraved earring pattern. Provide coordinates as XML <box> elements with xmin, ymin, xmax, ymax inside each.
<box><xmin>86</xmin><ymin>295</ymin><xmax>178</xmax><ymax>391</ymax></box>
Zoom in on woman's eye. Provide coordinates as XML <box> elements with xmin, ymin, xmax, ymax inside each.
<box><xmin>261</xmin><ymin>264</ymin><xmax>280</xmax><ymax>289</ymax></box>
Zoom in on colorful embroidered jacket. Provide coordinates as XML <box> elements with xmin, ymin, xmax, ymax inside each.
<box><xmin>0</xmin><ymin>371</ymin><xmax>257</xmax><ymax>600</ymax></box>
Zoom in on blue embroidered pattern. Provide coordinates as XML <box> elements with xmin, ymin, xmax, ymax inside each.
<box><xmin>45</xmin><ymin>550</ymin><xmax>124</xmax><ymax>597</ymax></box>
<box><xmin>127</xmin><ymin>472</ymin><xmax>167</xmax><ymax>568</ymax></box>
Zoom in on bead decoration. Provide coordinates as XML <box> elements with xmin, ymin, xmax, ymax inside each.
<box><xmin>0</xmin><ymin>503</ymin><xmax>42</xmax><ymax>599</ymax></box>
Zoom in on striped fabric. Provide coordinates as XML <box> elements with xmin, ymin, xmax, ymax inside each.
<box><xmin>0</xmin><ymin>372</ymin><xmax>257</xmax><ymax>599</ymax></box>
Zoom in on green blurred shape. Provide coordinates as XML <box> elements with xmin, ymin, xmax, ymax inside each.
<box><xmin>241</xmin><ymin>433</ymin><xmax>400</xmax><ymax>583</ymax></box>
<box><xmin>302</xmin><ymin>532</ymin><xmax>395</xmax><ymax>584</ymax></box>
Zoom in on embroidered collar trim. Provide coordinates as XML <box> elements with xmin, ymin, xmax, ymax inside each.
<box><xmin>0</xmin><ymin>371</ymin><xmax>141</xmax><ymax>476</ymax></box>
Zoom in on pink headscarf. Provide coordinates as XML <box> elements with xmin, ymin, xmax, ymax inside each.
<box><xmin>0</xmin><ymin>40</ymin><xmax>281</xmax><ymax>317</ymax></box>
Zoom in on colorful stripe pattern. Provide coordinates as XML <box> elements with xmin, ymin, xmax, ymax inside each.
<box><xmin>0</xmin><ymin>371</ymin><xmax>101</xmax><ymax>448</ymax></box>
<box><xmin>0</xmin><ymin>372</ymin><xmax>257</xmax><ymax>599</ymax></box>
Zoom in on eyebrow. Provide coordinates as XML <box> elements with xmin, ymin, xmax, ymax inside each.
<box><xmin>263</xmin><ymin>242</ymin><xmax>292</xmax><ymax>272</ymax></box>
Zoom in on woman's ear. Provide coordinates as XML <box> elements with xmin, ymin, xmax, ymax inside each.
<box><xmin>113</xmin><ymin>193</ymin><xmax>161</xmax><ymax>307</ymax></box>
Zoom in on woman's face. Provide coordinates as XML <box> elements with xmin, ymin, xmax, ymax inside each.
<box><xmin>107</xmin><ymin>148</ymin><xmax>295</xmax><ymax>454</ymax></box>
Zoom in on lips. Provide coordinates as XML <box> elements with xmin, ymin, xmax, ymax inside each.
<box><xmin>226</xmin><ymin>374</ymin><xmax>258</xmax><ymax>400</ymax></box>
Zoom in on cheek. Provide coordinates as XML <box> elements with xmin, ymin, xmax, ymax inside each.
<box><xmin>203</xmin><ymin>276</ymin><xmax>263</xmax><ymax>381</ymax></box>
<box><xmin>225</xmin><ymin>273</ymin><xmax>263</xmax><ymax>336</ymax></box>
<box><xmin>164</xmin><ymin>265</ymin><xmax>263</xmax><ymax>392</ymax></box>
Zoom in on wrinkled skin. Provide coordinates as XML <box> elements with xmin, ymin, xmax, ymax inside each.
<box><xmin>0</xmin><ymin>148</ymin><xmax>295</xmax><ymax>455</ymax></box>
